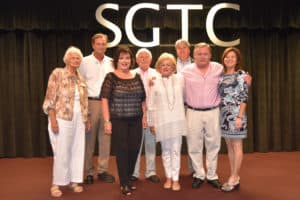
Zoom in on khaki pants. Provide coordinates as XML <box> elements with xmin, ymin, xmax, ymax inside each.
<box><xmin>84</xmin><ymin>99</ymin><xmax>111</xmax><ymax>176</ymax></box>
<box><xmin>186</xmin><ymin>107</ymin><xmax>221</xmax><ymax>180</ymax></box>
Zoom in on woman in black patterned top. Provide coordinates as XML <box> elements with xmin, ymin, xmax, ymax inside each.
<box><xmin>100</xmin><ymin>45</ymin><xmax>147</xmax><ymax>196</ymax></box>
<box><xmin>218</xmin><ymin>47</ymin><xmax>248</xmax><ymax>192</ymax></box>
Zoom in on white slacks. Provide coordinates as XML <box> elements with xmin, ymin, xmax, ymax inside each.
<box><xmin>48</xmin><ymin>103</ymin><xmax>85</xmax><ymax>185</ymax></box>
<box><xmin>161</xmin><ymin>136</ymin><xmax>182</xmax><ymax>181</ymax></box>
<box><xmin>186</xmin><ymin>108</ymin><xmax>221</xmax><ymax>180</ymax></box>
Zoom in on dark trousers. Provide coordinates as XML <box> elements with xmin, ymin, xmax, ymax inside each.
<box><xmin>111</xmin><ymin>117</ymin><xmax>143</xmax><ymax>186</ymax></box>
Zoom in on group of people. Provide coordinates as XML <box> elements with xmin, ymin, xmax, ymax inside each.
<box><xmin>42</xmin><ymin>33</ymin><xmax>250</xmax><ymax>197</ymax></box>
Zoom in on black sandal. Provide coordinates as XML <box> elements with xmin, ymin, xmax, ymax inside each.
<box><xmin>120</xmin><ymin>185</ymin><xmax>132</xmax><ymax>196</ymax></box>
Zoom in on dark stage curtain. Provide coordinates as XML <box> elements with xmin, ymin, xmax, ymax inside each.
<box><xmin>0</xmin><ymin>0</ymin><xmax>300</xmax><ymax>157</ymax></box>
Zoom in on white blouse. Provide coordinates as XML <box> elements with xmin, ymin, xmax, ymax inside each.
<box><xmin>148</xmin><ymin>74</ymin><xmax>187</xmax><ymax>142</ymax></box>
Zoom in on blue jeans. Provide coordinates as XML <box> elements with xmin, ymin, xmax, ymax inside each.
<box><xmin>132</xmin><ymin>127</ymin><xmax>157</xmax><ymax>178</ymax></box>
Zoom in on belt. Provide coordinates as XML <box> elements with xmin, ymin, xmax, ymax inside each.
<box><xmin>186</xmin><ymin>105</ymin><xmax>219</xmax><ymax>111</ymax></box>
<box><xmin>88</xmin><ymin>97</ymin><xmax>101</xmax><ymax>101</ymax></box>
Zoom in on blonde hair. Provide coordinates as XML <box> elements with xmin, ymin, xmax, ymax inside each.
<box><xmin>155</xmin><ymin>52</ymin><xmax>176</xmax><ymax>72</ymax></box>
<box><xmin>63</xmin><ymin>46</ymin><xmax>83</xmax><ymax>64</ymax></box>
<box><xmin>194</xmin><ymin>42</ymin><xmax>211</xmax><ymax>53</ymax></box>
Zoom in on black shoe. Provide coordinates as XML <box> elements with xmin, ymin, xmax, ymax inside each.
<box><xmin>207</xmin><ymin>179</ymin><xmax>222</xmax><ymax>189</ymax></box>
<box><xmin>98</xmin><ymin>172</ymin><xmax>115</xmax><ymax>183</ymax></box>
<box><xmin>120</xmin><ymin>185</ymin><xmax>132</xmax><ymax>196</ymax></box>
<box><xmin>130</xmin><ymin>176</ymin><xmax>139</xmax><ymax>182</ymax></box>
<box><xmin>128</xmin><ymin>181</ymin><xmax>137</xmax><ymax>190</ymax></box>
<box><xmin>85</xmin><ymin>175</ymin><xmax>94</xmax><ymax>184</ymax></box>
<box><xmin>189</xmin><ymin>171</ymin><xmax>195</xmax><ymax>177</ymax></box>
<box><xmin>221</xmin><ymin>182</ymin><xmax>240</xmax><ymax>192</ymax></box>
<box><xmin>146</xmin><ymin>175</ymin><xmax>160</xmax><ymax>183</ymax></box>
<box><xmin>192</xmin><ymin>177</ymin><xmax>204</xmax><ymax>188</ymax></box>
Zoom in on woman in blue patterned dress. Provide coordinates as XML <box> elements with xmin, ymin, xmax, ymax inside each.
<box><xmin>218</xmin><ymin>47</ymin><xmax>248</xmax><ymax>192</ymax></box>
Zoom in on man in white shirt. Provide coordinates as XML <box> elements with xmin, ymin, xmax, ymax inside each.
<box><xmin>131</xmin><ymin>48</ymin><xmax>160</xmax><ymax>183</ymax></box>
<box><xmin>78</xmin><ymin>33</ymin><xmax>115</xmax><ymax>184</ymax></box>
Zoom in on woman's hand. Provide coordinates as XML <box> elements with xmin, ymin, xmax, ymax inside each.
<box><xmin>104</xmin><ymin>121</ymin><xmax>112</xmax><ymax>135</ymax></box>
<box><xmin>235</xmin><ymin>117</ymin><xmax>243</xmax><ymax>130</ymax></box>
<box><xmin>50</xmin><ymin>118</ymin><xmax>59</xmax><ymax>134</ymax></box>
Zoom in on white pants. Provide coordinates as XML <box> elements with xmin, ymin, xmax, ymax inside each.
<box><xmin>48</xmin><ymin>111</ymin><xmax>85</xmax><ymax>185</ymax></box>
<box><xmin>161</xmin><ymin>136</ymin><xmax>182</xmax><ymax>181</ymax></box>
<box><xmin>186</xmin><ymin>108</ymin><xmax>221</xmax><ymax>180</ymax></box>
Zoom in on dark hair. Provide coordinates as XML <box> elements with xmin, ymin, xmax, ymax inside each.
<box><xmin>221</xmin><ymin>47</ymin><xmax>242</xmax><ymax>73</ymax></box>
<box><xmin>113</xmin><ymin>45</ymin><xmax>135</xmax><ymax>69</ymax></box>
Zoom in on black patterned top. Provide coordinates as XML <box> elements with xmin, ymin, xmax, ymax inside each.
<box><xmin>100</xmin><ymin>72</ymin><xmax>146</xmax><ymax>119</ymax></box>
<box><xmin>218</xmin><ymin>70</ymin><xmax>248</xmax><ymax>138</ymax></box>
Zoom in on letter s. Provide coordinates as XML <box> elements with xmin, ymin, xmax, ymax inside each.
<box><xmin>95</xmin><ymin>3</ymin><xmax>122</xmax><ymax>47</ymax></box>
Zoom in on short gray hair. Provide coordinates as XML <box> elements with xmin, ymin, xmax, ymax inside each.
<box><xmin>135</xmin><ymin>48</ymin><xmax>152</xmax><ymax>59</ymax></box>
<box><xmin>175</xmin><ymin>39</ymin><xmax>190</xmax><ymax>48</ymax></box>
<box><xmin>63</xmin><ymin>46</ymin><xmax>83</xmax><ymax>64</ymax></box>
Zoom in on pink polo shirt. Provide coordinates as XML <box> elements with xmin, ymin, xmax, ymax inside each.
<box><xmin>181</xmin><ymin>62</ymin><xmax>223</xmax><ymax>108</ymax></box>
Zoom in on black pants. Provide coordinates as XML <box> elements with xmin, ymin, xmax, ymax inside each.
<box><xmin>111</xmin><ymin>117</ymin><xmax>142</xmax><ymax>186</ymax></box>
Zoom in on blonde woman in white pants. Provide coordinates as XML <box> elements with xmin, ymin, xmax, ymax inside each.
<box><xmin>148</xmin><ymin>53</ymin><xmax>186</xmax><ymax>191</ymax></box>
<box><xmin>43</xmin><ymin>46</ymin><xmax>90</xmax><ymax>197</ymax></box>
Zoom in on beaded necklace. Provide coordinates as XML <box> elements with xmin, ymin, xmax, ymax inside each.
<box><xmin>161</xmin><ymin>75</ymin><xmax>175</xmax><ymax>111</ymax></box>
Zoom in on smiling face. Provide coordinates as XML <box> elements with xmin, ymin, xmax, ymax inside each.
<box><xmin>117</xmin><ymin>52</ymin><xmax>131</xmax><ymax>71</ymax></box>
<box><xmin>176</xmin><ymin>43</ymin><xmax>190</xmax><ymax>61</ymax></box>
<box><xmin>136</xmin><ymin>51</ymin><xmax>152</xmax><ymax>71</ymax></box>
<box><xmin>223</xmin><ymin>50</ymin><xmax>238</xmax><ymax>71</ymax></box>
<box><xmin>92</xmin><ymin>36</ymin><xmax>107</xmax><ymax>56</ymax></box>
<box><xmin>66</xmin><ymin>52</ymin><xmax>82</xmax><ymax>69</ymax></box>
<box><xmin>193</xmin><ymin>46</ymin><xmax>211</xmax><ymax>68</ymax></box>
<box><xmin>221</xmin><ymin>47</ymin><xmax>242</xmax><ymax>73</ymax></box>
<box><xmin>158</xmin><ymin>59</ymin><xmax>175</xmax><ymax>77</ymax></box>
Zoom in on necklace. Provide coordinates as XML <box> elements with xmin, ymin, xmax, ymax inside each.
<box><xmin>161</xmin><ymin>75</ymin><xmax>175</xmax><ymax>111</ymax></box>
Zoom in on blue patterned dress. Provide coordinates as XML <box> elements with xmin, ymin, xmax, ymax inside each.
<box><xmin>218</xmin><ymin>70</ymin><xmax>248</xmax><ymax>139</ymax></box>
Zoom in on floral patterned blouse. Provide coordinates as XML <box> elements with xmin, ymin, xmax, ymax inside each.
<box><xmin>42</xmin><ymin>67</ymin><xmax>89</xmax><ymax>122</ymax></box>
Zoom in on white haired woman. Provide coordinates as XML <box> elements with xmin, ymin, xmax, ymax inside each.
<box><xmin>148</xmin><ymin>52</ymin><xmax>187</xmax><ymax>191</ymax></box>
<box><xmin>43</xmin><ymin>46</ymin><xmax>90</xmax><ymax>197</ymax></box>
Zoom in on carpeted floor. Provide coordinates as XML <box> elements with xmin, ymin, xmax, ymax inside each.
<box><xmin>0</xmin><ymin>152</ymin><xmax>299</xmax><ymax>200</ymax></box>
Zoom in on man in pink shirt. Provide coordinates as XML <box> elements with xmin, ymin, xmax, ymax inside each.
<box><xmin>181</xmin><ymin>42</ymin><xmax>223</xmax><ymax>189</ymax></box>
